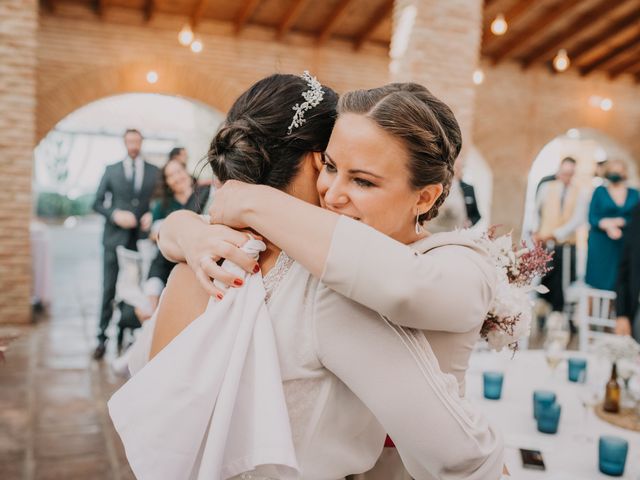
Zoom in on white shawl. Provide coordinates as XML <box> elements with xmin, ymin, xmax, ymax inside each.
<box><xmin>108</xmin><ymin>239</ymin><xmax>299</xmax><ymax>479</ymax></box>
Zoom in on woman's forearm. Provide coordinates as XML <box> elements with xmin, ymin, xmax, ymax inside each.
<box><xmin>241</xmin><ymin>186</ymin><xmax>339</xmax><ymax>277</ymax></box>
<box><xmin>158</xmin><ymin>210</ymin><xmax>208</xmax><ymax>263</ymax></box>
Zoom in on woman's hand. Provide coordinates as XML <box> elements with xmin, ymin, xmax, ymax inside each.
<box><xmin>615</xmin><ymin>316</ymin><xmax>632</xmax><ymax>336</ymax></box>
<box><xmin>208</xmin><ymin>180</ymin><xmax>260</xmax><ymax>228</ymax></box>
<box><xmin>180</xmin><ymin>223</ymin><xmax>260</xmax><ymax>298</ymax></box>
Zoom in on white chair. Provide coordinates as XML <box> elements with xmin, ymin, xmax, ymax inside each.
<box><xmin>577</xmin><ymin>286</ymin><xmax>617</xmax><ymax>352</ymax></box>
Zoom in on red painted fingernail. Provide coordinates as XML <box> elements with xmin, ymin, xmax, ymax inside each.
<box><xmin>253</xmin><ymin>264</ymin><xmax>260</xmax><ymax>273</ymax></box>
<box><xmin>233</xmin><ymin>278</ymin><xmax>243</xmax><ymax>287</ymax></box>
<box><xmin>216</xmin><ymin>293</ymin><xmax>224</xmax><ymax>300</ymax></box>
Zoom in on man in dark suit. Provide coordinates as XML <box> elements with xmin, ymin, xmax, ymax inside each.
<box><xmin>616</xmin><ymin>203</ymin><xmax>640</xmax><ymax>342</ymax></box>
<box><xmin>460</xmin><ymin>180</ymin><xmax>481</xmax><ymax>227</ymax></box>
<box><xmin>92</xmin><ymin>129</ymin><xmax>160</xmax><ymax>359</ymax></box>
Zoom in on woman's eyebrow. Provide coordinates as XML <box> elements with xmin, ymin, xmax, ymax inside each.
<box><xmin>325</xmin><ymin>152</ymin><xmax>384</xmax><ymax>179</ymax></box>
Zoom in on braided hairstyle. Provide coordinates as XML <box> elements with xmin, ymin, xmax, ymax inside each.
<box><xmin>208</xmin><ymin>73</ymin><xmax>338</xmax><ymax>189</ymax></box>
<box><xmin>337</xmin><ymin>83</ymin><xmax>462</xmax><ymax>223</ymax></box>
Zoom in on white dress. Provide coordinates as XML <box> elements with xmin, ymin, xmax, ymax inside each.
<box><xmin>126</xmin><ymin>250</ymin><xmax>504</xmax><ymax>480</ymax></box>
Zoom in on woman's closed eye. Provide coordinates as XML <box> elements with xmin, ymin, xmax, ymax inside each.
<box><xmin>353</xmin><ymin>177</ymin><xmax>375</xmax><ymax>188</ymax></box>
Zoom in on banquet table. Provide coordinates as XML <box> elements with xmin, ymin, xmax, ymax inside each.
<box><xmin>467</xmin><ymin>349</ymin><xmax>640</xmax><ymax>479</ymax></box>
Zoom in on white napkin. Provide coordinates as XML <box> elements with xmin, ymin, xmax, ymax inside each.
<box><xmin>108</xmin><ymin>239</ymin><xmax>299</xmax><ymax>479</ymax></box>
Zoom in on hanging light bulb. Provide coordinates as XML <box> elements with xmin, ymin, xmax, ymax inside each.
<box><xmin>472</xmin><ymin>69</ymin><xmax>485</xmax><ymax>85</ymax></box>
<box><xmin>190</xmin><ymin>38</ymin><xmax>203</xmax><ymax>53</ymax></box>
<box><xmin>146</xmin><ymin>70</ymin><xmax>158</xmax><ymax>84</ymax></box>
<box><xmin>178</xmin><ymin>24</ymin><xmax>194</xmax><ymax>46</ymax></box>
<box><xmin>553</xmin><ymin>49</ymin><xmax>570</xmax><ymax>72</ymax></box>
<box><xmin>600</xmin><ymin>98</ymin><xmax>613</xmax><ymax>111</ymax></box>
<box><xmin>490</xmin><ymin>14</ymin><xmax>508</xmax><ymax>36</ymax></box>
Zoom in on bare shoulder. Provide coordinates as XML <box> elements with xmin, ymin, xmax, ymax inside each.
<box><xmin>149</xmin><ymin>263</ymin><xmax>210</xmax><ymax>359</ymax></box>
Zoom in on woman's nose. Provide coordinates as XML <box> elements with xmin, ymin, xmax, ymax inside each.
<box><xmin>323</xmin><ymin>180</ymin><xmax>348</xmax><ymax>207</ymax></box>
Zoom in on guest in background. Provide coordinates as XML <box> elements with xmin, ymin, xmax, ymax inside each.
<box><xmin>531</xmin><ymin>157</ymin><xmax>588</xmax><ymax>318</ymax></box>
<box><xmin>136</xmin><ymin>159</ymin><xmax>210</xmax><ymax>320</ymax></box>
<box><xmin>428</xmin><ymin>160</ymin><xmax>478</xmax><ymax>232</ymax></box>
<box><xmin>92</xmin><ymin>129</ymin><xmax>160</xmax><ymax>360</ymax></box>
<box><xmin>585</xmin><ymin>159</ymin><xmax>639</xmax><ymax>292</ymax></box>
<box><xmin>616</xmin><ymin>203</ymin><xmax>640</xmax><ymax>342</ymax></box>
<box><xmin>169</xmin><ymin>146</ymin><xmax>188</xmax><ymax>166</ymax></box>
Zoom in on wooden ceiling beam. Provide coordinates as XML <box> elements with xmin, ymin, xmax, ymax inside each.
<box><xmin>276</xmin><ymin>0</ymin><xmax>308</xmax><ymax>40</ymax></box>
<box><xmin>490</xmin><ymin>0</ymin><xmax>582</xmax><ymax>64</ymax></box>
<box><xmin>190</xmin><ymin>0</ymin><xmax>211</xmax><ymax>29</ymax></box>
<box><xmin>520</xmin><ymin>0</ymin><xmax>627</xmax><ymax>68</ymax></box>
<box><xmin>580</xmin><ymin>30</ymin><xmax>640</xmax><ymax>75</ymax></box>
<box><xmin>235</xmin><ymin>0</ymin><xmax>261</xmax><ymax>34</ymax></box>
<box><xmin>93</xmin><ymin>0</ymin><xmax>106</xmax><ymax>17</ymax></box>
<box><xmin>41</xmin><ymin>0</ymin><xmax>55</xmax><ymax>13</ymax></box>
<box><xmin>482</xmin><ymin>0</ymin><xmax>538</xmax><ymax>51</ymax></box>
<box><xmin>317</xmin><ymin>0</ymin><xmax>353</xmax><ymax>45</ymax></box>
<box><xmin>354</xmin><ymin>0</ymin><xmax>394</xmax><ymax>50</ymax></box>
<box><xmin>568</xmin><ymin>5</ymin><xmax>640</xmax><ymax>63</ymax></box>
<box><xmin>608</xmin><ymin>49</ymin><xmax>640</xmax><ymax>78</ymax></box>
<box><xmin>143</xmin><ymin>0</ymin><xmax>155</xmax><ymax>23</ymax></box>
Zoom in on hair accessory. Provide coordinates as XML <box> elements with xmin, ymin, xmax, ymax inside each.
<box><xmin>287</xmin><ymin>71</ymin><xmax>324</xmax><ymax>135</ymax></box>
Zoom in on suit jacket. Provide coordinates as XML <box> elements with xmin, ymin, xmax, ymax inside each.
<box><xmin>616</xmin><ymin>204</ymin><xmax>640</xmax><ymax>321</ymax></box>
<box><xmin>93</xmin><ymin>159</ymin><xmax>160</xmax><ymax>249</ymax></box>
<box><xmin>460</xmin><ymin>181</ymin><xmax>481</xmax><ymax>226</ymax></box>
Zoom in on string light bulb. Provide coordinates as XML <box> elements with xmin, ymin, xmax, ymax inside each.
<box><xmin>490</xmin><ymin>14</ymin><xmax>508</xmax><ymax>36</ymax></box>
<box><xmin>553</xmin><ymin>49</ymin><xmax>570</xmax><ymax>72</ymax></box>
<box><xmin>190</xmin><ymin>38</ymin><xmax>203</xmax><ymax>53</ymax></box>
<box><xmin>146</xmin><ymin>71</ymin><xmax>158</xmax><ymax>84</ymax></box>
<box><xmin>472</xmin><ymin>69</ymin><xmax>485</xmax><ymax>85</ymax></box>
<box><xmin>178</xmin><ymin>24</ymin><xmax>194</xmax><ymax>46</ymax></box>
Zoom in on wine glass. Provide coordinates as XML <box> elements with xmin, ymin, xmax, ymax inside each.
<box><xmin>544</xmin><ymin>313</ymin><xmax>570</xmax><ymax>378</ymax></box>
<box><xmin>617</xmin><ymin>358</ymin><xmax>635</xmax><ymax>408</ymax></box>
<box><xmin>575</xmin><ymin>379</ymin><xmax>601</xmax><ymax>443</ymax></box>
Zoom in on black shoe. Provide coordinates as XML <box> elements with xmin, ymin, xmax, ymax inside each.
<box><xmin>93</xmin><ymin>343</ymin><xmax>106</xmax><ymax>360</ymax></box>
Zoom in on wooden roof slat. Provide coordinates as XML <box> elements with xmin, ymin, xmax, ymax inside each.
<box><xmin>490</xmin><ymin>0</ymin><xmax>582</xmax><ymax>64</ymax></box>
<box><xmin>520</xmin><ymin>0</ymin><xmax>628</xmax><ymax>67</ymax></box>
<box><xmin>568</xmin><ymin>5</ymin><xmax>640</xmax><ymax>63</ymax></box>
<box><xmin>580</xmin><ymin>30</ymin><xmax>640</xmax><ymax>75</ymax></box>
<box><xmin>482</xmin><ymin>0</ymin><xmax>538</xmax><ymax>51</ymax></box>
<box><xmin>608</xmin><ymin>49</ymin><xmax>640</xmax><ymax>78</ymax></box>
<box><xmin>355</xmin><ymin>0</ymin><xmax>394</xmax><ymax>50</ymax></box>
<box><xmin>144</xmin><ymin>0</ymin><xmax>154</xmax><ymax>22</ymax></box>
<box><xmin>235</xmin><ymin>0</ymin><xmax>261</xmax><ymax>34</ymax></box>
<box><xmin>317</xmin><ymin>0</ymin><xmax>354</xmax><ymax>45</ymax></box>
<box><xmin>41</xmin><ymin>0</ymin><xmax>56</xmax><ymax>13</ymax></box>
<box><xmin>190</xmin><ymin>0</ymin><xmax>211</xmax><ymax>28</ymax></box>
<box><xmin>276</xmin><ymin>0</ymin><xmax>308</xmax><ymax>40</ymax></box>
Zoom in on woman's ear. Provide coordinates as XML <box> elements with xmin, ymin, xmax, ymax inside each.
<box><xmin>416</xmin><ymin>183</ymin><xmax>444</xmax><ymax>216</ymax></box>
<box><xmin>310</xmin><ymin>152</ymin><xmax>323</xmax><ymax>172</ymax></box>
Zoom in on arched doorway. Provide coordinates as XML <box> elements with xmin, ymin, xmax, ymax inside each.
<box><xmin>521</xmin><ymin>128</ymin><xmax>638</xmax><ymax>278</ymax></box>
<box><xmin>32</xmin><ymin>93</ymin><xmax>224</xmax><ymax>311</ymax></box>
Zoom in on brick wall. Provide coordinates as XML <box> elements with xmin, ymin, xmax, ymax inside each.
<box><xmin>474</xmin><ymin>61</ymin><xmax>640</xmax><ymax>235</ymax></box>
<box><xmin>0</xmin><ymin>0</ymin><xmax>38</xmax><ymax>324</ymax></box>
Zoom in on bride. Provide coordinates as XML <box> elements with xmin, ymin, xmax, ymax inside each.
<box><xmin>128</xmin><ymin>73</ymin><xmax>504</xmax><ymax>479</ymax></box>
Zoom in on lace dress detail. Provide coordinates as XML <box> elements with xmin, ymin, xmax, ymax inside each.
<box><xmin>263</xmin><ymin>251</ymin><xmax>295</xmax><ymax>304</ymax></box>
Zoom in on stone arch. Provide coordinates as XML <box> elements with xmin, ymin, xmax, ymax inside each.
<box><xmin>37</xmin><ymin>59</ymin><xmax>243</xmax><ymax>142</ymax></box>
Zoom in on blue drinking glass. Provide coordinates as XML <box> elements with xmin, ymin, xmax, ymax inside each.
<box><xmin>483</xmin><ymin>371</ymin><xmax>504</xmax><ymax>400</ymax></box>
<box><xmin>533</xmin><ymin>390</ymin><xmax>556</xmax><ymax>419</ymax></box>
<box><xmin>567</xmin><ymin>357</ymin><xmax>587</xmax><ymax>383</ymax></box>
<box><xmin>536</xmin><ymin>402</ymin><xmax>561</xmax><ymax>434</ymax></box>
<box><xmin>599</xmin><ymin>435</ymin><xmax>628</xmax><ymax>476</ymax></box>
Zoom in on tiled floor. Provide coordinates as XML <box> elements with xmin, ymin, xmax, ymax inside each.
<box><xmin>0</xmin><ymin>217</ymin><xmax>135</xmax><ymax>480</ymax></box>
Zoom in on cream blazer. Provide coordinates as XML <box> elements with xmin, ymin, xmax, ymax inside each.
<box><xmin>322</xmin><ymin>216</ymin><xmax>497</xmax><ymax>395</ymax></box>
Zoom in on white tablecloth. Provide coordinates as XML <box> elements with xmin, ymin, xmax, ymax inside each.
<box><xmin>467</xmin><ymin>349</ymin><xmax>640</xmax><ymax>479</ymax></box>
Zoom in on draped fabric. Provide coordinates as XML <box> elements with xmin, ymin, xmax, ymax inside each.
<box><xmin>108</xmin><ymin>239</ymin><xmax>299</xmax><ymax>480</ymax></box>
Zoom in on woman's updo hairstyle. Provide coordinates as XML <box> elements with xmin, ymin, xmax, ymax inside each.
<box><xmin>337</xmin><ymin>83</ymin><xmax>462</xmax><ymax>222</ymax></box>
<box><xmin>209</xmin><ymin>73</ymin><xmax>338</xmax><ymax>189</ymax></box>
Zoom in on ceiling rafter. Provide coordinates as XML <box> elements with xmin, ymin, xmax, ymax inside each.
<box><xmin>482</xmin><ymin>0</ymin><xmax>538</xmax><ymax>51</ymax></box>
<box><xmin>608</xmin><ymin>48</ymin><xmax>640</xmax><ymax>78</ymax></box>
<box><xmin>568</xmin><ymin>5</ymin><xmax>640</xmax><ymax>63</ymax></box>
<box><xmin>41</xmin><ymin>0</ymin><xmax>56</xmax><ymax>13</ymax></box>
<box><xmin>93</xmin><ymin>0</ymin><xmax>106</xmax><ymax>17</ymax></box>
<box><xmin>354</xmin><ymin>0</ymin><xmax>394</xmax><ymax>50</ymax></box>
<box><xmin>276</xmin><ymin>0</ymin><xmax>308</xmax><ymax>40</ymax></box>
<box><xmin>520</xmin><ymin>0</ymin><xmax>627</xmax><ymax>68</ymax></box>
<box><xmin>489</xmin><ymin>0</ymin><xmax>582</xmax><ymax>64</ymax></box>
<box><xmin>317</xmin><ymin>0</ymin><xmax>354</xmax><ymax>45</ymax></box>
<box><xmin>190</xmin><ymin>0</ymin><xmax>210</xmax><ymax>29</ymax></box>
<box><xmin>580</xmin><ymin>30</ymin><xmax>640</xmax><ymax>75</ymax></box>
<box><xmin>235</xmin><ymin>0</ymin><xmax>261</xmax><ymax>34</ymax></box>
<box><xmin>143</xmin><ymin>0</ymin><xmax>155</xmax><ymax>23</ymax></box>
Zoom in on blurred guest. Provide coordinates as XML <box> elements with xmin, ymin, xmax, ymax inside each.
<box><xmin>592</xmin><ymin>159</ymin><xmax>608</xmax><ymax>188</ymax></box>
<box><xmin>169</xmin><ymin>146</ymin><xmax>188</xmax><ymax>166</ymax></box>
<box><xmin>136</xmin><ymin>159</ymin><xmax>210</xmax><ymax>320</ymax></box>
<box><xmin>616</xmin><ymin>203</ymin><xmax>640</xmax><ymax>342</ymax></box>
<box><xmin>428</xmin><ymin>160</ymin><xmax>479</xmax><ymax>232</ymax></box>
<box><xmin>532</xmin><ymin>157</ymin><xmax>588</xmax><ymax>316</ymax></box>
<box><xmin>92</xmin><ymin>129</ymin><xmax>160</xmax><ymax>360</ymax></box>
<box><xmin>585</xmin><ymin>159</ymin><xmax>639</xmax><ymax>291</ymax></box>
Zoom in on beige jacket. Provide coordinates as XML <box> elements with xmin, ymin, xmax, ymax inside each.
<box><xmin>322</xmin><ymin>216</ymin><xmax>497</xmax><ymax>394</ymax></box>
